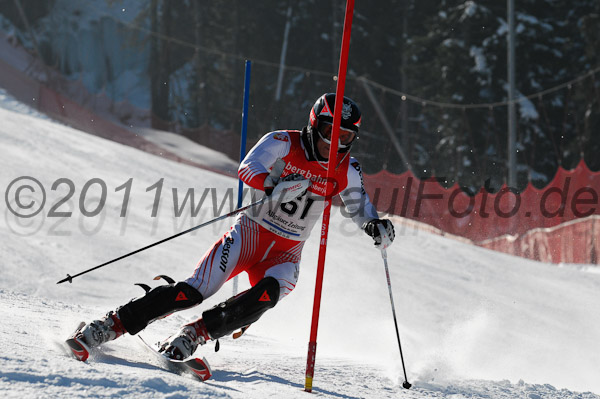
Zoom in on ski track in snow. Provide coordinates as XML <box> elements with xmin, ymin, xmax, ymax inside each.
<box><xmin>2</xmin><ymin>290</ymin><xmax>597</xmax><ymax>399</ymax></box>
<box><xmin>1</xmin><ymin>88</ymin><xmax>600</xmax><ymax>398</ymax></box>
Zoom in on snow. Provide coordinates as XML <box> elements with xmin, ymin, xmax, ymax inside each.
<box><xmin>459</xmin><ymin>1</ymin><xmax>478</xmax><ymax>23</ymax></box>
<box><xmin>518</xmin><ymin>96</ymin><xmax>540</xmax><ymax>121</ymax></box>
<box><xmin>1</xmin><ymin>89</ymin><xmax>600</xmax><ymax>398</ymax></box>
<box><xmin>131</xmin><ymin>126</ymin><xmax>239</xmax><ymax>175</ymax></box>
<box><xmin>469</xmin><ymin>46</ymin><xmax>487</xmax><ymax>73</ymax></box>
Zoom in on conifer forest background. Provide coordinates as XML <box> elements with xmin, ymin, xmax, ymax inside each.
<box><xmin>1</xmin><ymin>0</ymin><xmax>599</xmax><ymax>192</ymax></box>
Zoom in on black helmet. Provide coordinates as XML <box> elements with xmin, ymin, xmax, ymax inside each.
<box><xmin>309</xmin><ymin>93</ymin><xmax>361</xmax><ymax>134</ymax></box>
<box><xmin>304</xmin><ymin>93</ymin><xmax>361</xmax><ymax>159</ymax></box>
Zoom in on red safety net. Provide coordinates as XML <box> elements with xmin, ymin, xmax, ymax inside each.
<box><xmin>363</xmin><ymin>162</ymin><xmax>600</xmax><ymax>264</ymax></box>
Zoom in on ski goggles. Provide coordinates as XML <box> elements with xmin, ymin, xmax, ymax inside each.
<box><xmin>317</xmin><ymin>122</ymin><xmax>357</xmax><ymax>148</ymax></box>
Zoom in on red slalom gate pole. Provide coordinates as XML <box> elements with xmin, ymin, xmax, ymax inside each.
<box><xmin>304</xmin><ymin>0</ymin><xmax>354</xmax><ymax>393</ymax></box>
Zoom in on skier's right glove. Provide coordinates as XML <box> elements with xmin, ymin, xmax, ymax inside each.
<box><xmin>268</xmin><ymin>173</ymin><xmax>311</xmax><ymax>204</ymax></box>
<box><xmin>263</xmin><ymin>158</ymin><xmax>287</xmax><ymax>196</ymax></box>
<box><xmin>363</xmin><ymin>219</ymin><xmax>395</xmax><ymax>249</ymax></box>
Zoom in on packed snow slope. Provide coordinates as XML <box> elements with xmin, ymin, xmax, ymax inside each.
<box><xmin>1</xmin><ymin>88</ymin><xmax>599</xmax><ymax>399</ymax></box>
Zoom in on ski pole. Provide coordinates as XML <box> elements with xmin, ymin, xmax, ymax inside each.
<box><xmin>56</xmin><ymin>196</ymin><xmax>268</xmax><ymax>285</ymax></box>
<box><xmin>57</xmin><ymin>159</ymin><xmax>286</xmax><ymax>285</ymax></box>
<box><xmin>377</xmin><ymin>224</ymin><xmax>412</xmax><ymax>389</ymax></box>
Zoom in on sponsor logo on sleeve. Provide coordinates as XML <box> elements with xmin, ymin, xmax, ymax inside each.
<box><xmin>351</xmin><ymin>161</ymin><xmax>366</xmax><ymax>194</ymax></box>
<box><xmin>273</xmin><ymin>133</ymin><xmax>289</xmax><ymax>142</ymax></box>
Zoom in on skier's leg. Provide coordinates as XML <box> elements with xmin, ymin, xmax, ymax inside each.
<box><xmin>202</xmin><ymin>275</ymin><xmax>281</xmax><ymax>339</ymax></box>
<box><xmin>117</xmin><ymin>282</ymin><xmax>204</xmax><ymax>335</ymax></box>
<box><xmin>261</xmin><ymin>261</ymin><xmax>300</xmax><ymax>301</ymax></box>
<box><xmin>245</xmin><ymin>238</ymin><xmax>303</xmax><ymax>300</ymax></box>
<box><xmin>185</xmin><ymin>216</ymin><xmax>250</xmax><ymax>299</ymax></box>
<box><xmin>199</xmin><ymin>257</ymin><xmax>300</xmax><ymax>339</ymax></box>
<box><xmin>159</xmin><ymin>260</ymin><xmax>300</xmax><ymax>359</ymax></box>
<box><xmin>159</xmin><ymin>276</ymin><xmax>280</xmax><ymax>359</ymax></box>
<box><xmin>79</xmin><ymin>281</ymin><xmax>204</xmax><ymax>348</ymax></box>
<box><xmin>200</xmin><ymin>258</ymin><xmax>300</xmax><ymax>337</ymax></box>
<box><xmin>79</xmin><ymin>220</ymin><xmax>247</xmax><ymax>349</ymax></box>
<box><xmin>159</xmin><ymin>218</ymin><xmax>304</xmax><ymax>359</ymax></box>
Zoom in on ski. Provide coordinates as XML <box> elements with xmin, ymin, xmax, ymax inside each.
<box><xmin>138</xmin><ymin>335</ymin><xmax>212</xmax><ymax>382</ymax></box>
<box><xmin>64</xmin><ymin>323</ymin><xmax>211</xmax><ymax>381</ymax></box>
<box><xmin>64</xmin><ymin>321</ymin><xmax>92</xmax><ymax>362</ymax></box>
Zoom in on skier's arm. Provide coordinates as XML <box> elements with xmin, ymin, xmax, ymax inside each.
<box><xmin>339</xmin><ymin>159</ymin><xmax>379</xmax><ymax>228</ymax></box>
<box><xmin>340</xmin><ymin>159</ymin><xmax>395</xmax><ymax>247</ymax></box>
<box><xmin>238</xmin><ymin>132</ymin><xmax>291</xmax><ymax>191</ymax></box>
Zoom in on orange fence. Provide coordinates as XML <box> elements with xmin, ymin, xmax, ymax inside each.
<box><xmin>363</xmin><ymin>162</ymin><xmax>600</xmax><ymax>264</ymax></box>
<box><xmin>478</xmin><ymin>216</ymin><xmax>598</xmax><ymax>264</ymax></box>
<box><xmin>363</xmin><ymin>161</ymin><xmax>600</xmax><ymax>241</ymax></box>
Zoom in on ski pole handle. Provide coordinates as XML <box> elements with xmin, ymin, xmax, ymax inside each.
<box><xmin>377</xmin><ymin>223</ymin><xmax>392</xmax><ymax>254</ymax></box>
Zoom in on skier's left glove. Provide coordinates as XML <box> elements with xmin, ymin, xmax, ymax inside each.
<box><xmin>363</xmin><ymin>219</ymin><xmax>395</xmax><ymax>249</ymax></box>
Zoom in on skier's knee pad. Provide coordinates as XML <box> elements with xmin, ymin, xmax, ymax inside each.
<box><xmin>203</xmin><ymin>276</ymin><xmax>280</xmax><ymax>340</ymax></box>
<box><xmin>118</xmin><ymin>282</ymin><xmax>203</xmax><ymax>335</ymax></box>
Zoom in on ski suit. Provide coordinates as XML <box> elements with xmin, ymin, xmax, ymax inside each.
<box><xmin>185</xmin><ymin>130</ymin><xmax>379</xmax><ymax>301</ymax></box>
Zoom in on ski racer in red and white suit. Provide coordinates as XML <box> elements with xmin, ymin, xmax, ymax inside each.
<box><xmin>186</xmin><ymin>129</ymin><xmax>379</xmax><ymax>300</ymax></box>
<box><xmin>73</xmin><ymin>93</ymin><xmax>396</xmax><ymax>362</ymax></box>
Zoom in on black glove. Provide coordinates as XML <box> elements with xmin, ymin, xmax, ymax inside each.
<box><xmin>363</xmin><ymin>219</ymin><xmax>395</xmax><ymax>248</ymax></box>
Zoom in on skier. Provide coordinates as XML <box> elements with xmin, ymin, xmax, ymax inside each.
<box><xmin>72</xmin><ymin>93</ymin><xmax>395</xmax><ymax>361</ymax></box>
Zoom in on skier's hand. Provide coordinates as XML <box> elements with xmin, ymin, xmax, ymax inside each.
<box><xmin>264</xmin><ymin>158</ymin><xmax>287</xmax><ymax>196</ymax></box>
<box><xmin>264</xmin><ymin>175</ymin><xmax>278</xmax><ymax>196</ymax></box>
<box><xmin>269</xmin><ymin>173</ymin><xmax>311</xmax><ymax>203</ymax></box>
<box><xmin>363</xmin><ymin>219</ymin><xmax>395</xmax><ymax>249</ymax></box>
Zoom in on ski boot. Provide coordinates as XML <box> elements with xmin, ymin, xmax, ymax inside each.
<box><xmin>158</xmin><ymin>319</ymin><xmax>211</xmax><ymax>360</ymax></box>
<box><xmin>79</xmin><ymin>310</ymin><xmax>127</xmax><ymax>348</ymax></box>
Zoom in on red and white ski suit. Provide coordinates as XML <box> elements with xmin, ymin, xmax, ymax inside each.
<box><xmin>185</xmin><ymin>130</ymin><xmax>378</xmax><ymax>300</ymax></box>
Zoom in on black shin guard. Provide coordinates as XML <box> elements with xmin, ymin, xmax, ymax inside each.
<box><xmin>118</xmin><ymin>282</ymin><xmax>203</xmax><ymax>335</ymax></box>
<box><xmin>203</xmin><ymin>277</ymin><xmax>280</xmax><ymax>340</ymax></box>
